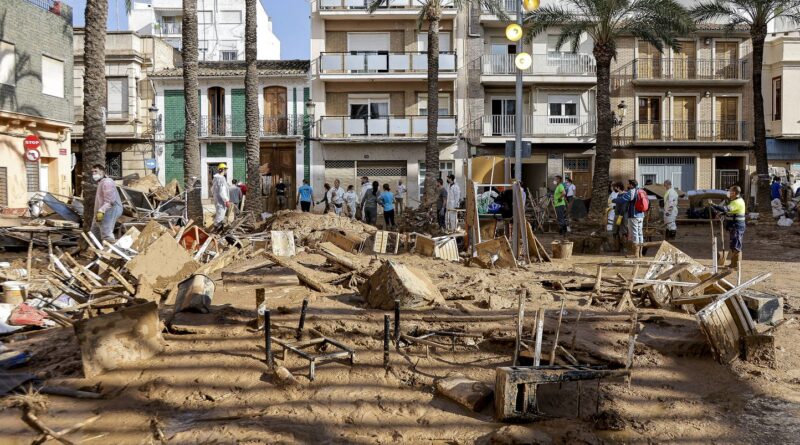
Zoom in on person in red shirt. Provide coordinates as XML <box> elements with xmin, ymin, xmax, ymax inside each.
<box><xmin>238</xmin><ymin>181</ymin><xmax>247</xmax><ymax>195</ymax></box>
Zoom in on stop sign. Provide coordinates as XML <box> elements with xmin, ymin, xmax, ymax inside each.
<box><xmin>23</xmin><ymin>135</ymin><xmax>41</xmax><ymax>151</ymax></box>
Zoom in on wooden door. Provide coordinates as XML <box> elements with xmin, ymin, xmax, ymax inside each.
<box><xmin>672</xmin><ymin>96</ymin><xmax>696</xmax><ymax>140</ymax></box>
<box><xmin>716</xmin><ymin>97</ymin><xmax>738</xmax><ymax>140</ymax></box>
<box><xmin>263</xmin><ymin>86</ymin><xmax>288</xmax><ymax>135</ymax></box>
<box><xmin>568</xmin><ymin>171</ymin><xmax>592</xmax><ymax>199</ymax></box>
<box><xmin>715</xmin><ymin>42</ymin><xmax>739</xmax><ymax>79</ymax></box>
<box><xmin>638</xmin><ymin>97</ymin><xmax>662</xmax><ymax>140</ymax></box>
<box><xmin>673</xmin><ymin>41</ymin><xmax>696</xmax><ymax>79</ymax></box>
<box><xmin>208</xmin><ymin>87</ymin><xmax>225</xmax><ymax>135</ymax></box>
<box><xmin>638</xmin><ymin>42</ymin><xmax>661</xmax><ymax>79</ymax></box>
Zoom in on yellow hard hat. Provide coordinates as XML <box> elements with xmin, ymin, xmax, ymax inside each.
<box><xmin>218</xmin><ymin>163</ymin><xmax>228</xmax><ymax>170</ymax></box>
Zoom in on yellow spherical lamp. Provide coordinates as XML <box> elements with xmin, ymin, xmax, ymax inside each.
<box><xmin>505</xmin><ymin>23</ymin><xmax>523</xmax><ymax>42</ymax></box>
<box><xmin>522</xmin><ymin>0</ymin><xmax>540</xmax><ymax>12</ymax></box>
<box><xmin>515</xmin><ymin>52</ymin><xmax>532</xmax><ymax>70</ymax></box>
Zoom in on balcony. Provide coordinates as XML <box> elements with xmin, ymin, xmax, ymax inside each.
<box><xmin>318</xmin><ymin>0</ymin><xmax>456</xmax><ymax>18</ymax></box>
<box><xmin>629</xmin><ymin>58</ymin><xmax>749</xmax><ymax>84</ymax></box>
<box><xmin>479</xmin><ymin>0</ymin><xmax>526</xmax><ymax>22</ymax></box>
<box><xmin>613</xmin><ymin>120</ymin><xmax>750</xmax><ymax>146</ymax></box>
<box><xmin>318</xmin><ymin>115</ymin><xmax>457</xmax><ymax>140</ymax></box>
<box><xmin>157</xmin><ymin>22</ymin><xmax>182</xmax><ymax>35</ymax></box>
<box><xmin>474</xmin><ymin>115</ymin><xmax>596</xmax><ymax>142</ymax></box>
<box><xmin>199</xmin><ymin>115</ymin><xmax>303</xmax><ymax>138</ymax></box>
<box><xmin>318</xmin><ymin>51</ymin><xmax>457</xmax><ymax>80</ymax></box>
<box><xmin>480</xmin><ymin>53</ymin><xmax>596</xmax><ymax>84</ymax></box>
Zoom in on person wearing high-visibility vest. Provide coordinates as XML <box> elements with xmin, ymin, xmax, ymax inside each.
<box><xmin>711</xmin><ymin>185</ymin><xmax>746</xmax><ymax>268</ymax></box>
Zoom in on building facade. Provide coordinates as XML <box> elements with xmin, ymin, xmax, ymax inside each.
<box><xmin>71</xmin><ymin>29</ymin><xmax>181</xmax><ymax>191</ymax></box>
<box><xmin>610</xmin><ymin>25</ymin><xmax>755</xmax><ymax>193</ymax></box>
<box><xmin>310</xmin><ymin>0</ymin><xmax>464</xmax><ymax>207</ymax></box>
<box><xmin>762</xmin><ymin>30</ymin><xmax>800</xmax><ymax>171</ymax></box>
<box><xmin>0</xmin><ymin>0</ymin><xmax>73</xmax><ymax>210</ymax></box>
<box><xmin>128</xmin><ymin>0</ymin><xmax>281</xmax><ymax>61</ymax></box>
<box><xmin>150</xmin><ymin>60</ymin><xmax>311</xmax><ymax>207</ymax></box>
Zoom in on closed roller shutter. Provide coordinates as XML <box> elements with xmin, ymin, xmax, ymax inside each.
<box><xmin>356</xmin><ymin>161</ymin><xmax>407</xmax><ymax>191</ymax></box>
<box><xmin>0</xmin><ymin>167</ymin><xmax>7</xmax><ymax>207</ymax></box>
<box><xmin>324</xmin><ymin>160</ymin><xmax>356</xmax><ymax>189</ymax></box>
<box><xmin>639</xmin><ymin>156</ymin><xmax>696</xmax><ymax>191</ymax></box>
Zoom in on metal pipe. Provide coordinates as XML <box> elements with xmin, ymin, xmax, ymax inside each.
<box><xmin>296</xmin><ymin>298</ymin><xmax>309</xmax><ymax>340</ymax></box>
<box><xmin>264</xmin><ymin>309</ymin><xmax>272</xmax><ymax>369</ymax></box>
<box><xmin>383</xmin><ymin>314</ymin><xmax>390</xmax><ymax>369</ymax></box>
<box><xmin>393</xmin><ymin>299</ymin><xmax>400</xmax><ymax>348</ymax></box>
<box><xmin>514</xmin><ymin>1</ymin><xmax>523</xmax><ymax>181</ymax></box>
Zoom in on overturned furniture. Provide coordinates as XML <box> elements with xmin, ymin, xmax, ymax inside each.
<box><xmin>272</xmin><ymin>335</ymin><xmax>355</xmax><ymax>381</ymax></box>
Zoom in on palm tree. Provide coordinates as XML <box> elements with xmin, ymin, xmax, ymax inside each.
<box><xmin>525</xmin><ymin>0</ymin><xmax>693</xmax><ymax>223</ymax></box>
<box><xmin>368</xmin><ymin>0</ymin><xmax>507</xmax><ymax>208</ymax></box>
<box><xmin>243</xmin><ymin>0</ymin><xmax>261</xmax><ymax>213</ymax></box>
<box><xmin>182</xmin><ymin>0</ymin><xmax>202</xmax><ymax>222</ymax></box>
<box><xmin>692</xmin><ymin>0</ymin><xmax>800</xmax><ymax>214</ymax></box>
<box><xmin>81</xmin><ymin>0</ymin><xmax>108</xmax><ymax>230</ymax></box>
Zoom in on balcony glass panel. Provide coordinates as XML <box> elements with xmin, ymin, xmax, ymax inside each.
<box><xmin>388</xmin><ymin>54</ymin><xmax>410</xmax><ymax>71</ymax></box>
<box><xmin>412</xmin><ymin>116</ymin><xmax>427</xmax><ymax>135</ymax></box>
<box><xmin>411</xmin><ymin>54</ymin><xmax>428</xmax><ymax>71</ymax></box>
<box><xmin>345</xmin><ymin>54</ymin><xmax>366</xmax><ymax>71</ymax></box>
<box><xmin>439</xmin><ymin>117</ymin><xmax>456</xmax><ymax>134</ymax></box>
<box><xmin>390</xmin><ymin>118</ymin><xmax>410</xmax><ymax>135</ymax></box>
<box><xmin>320</xmin><ymin>54</ymin><xmax>343</xmax><ymax>71</ymax></box>
<box><xmin>440</xmin><ymin>54</ymin><xmax>456</xmax><ymax>71</ymax></box>
<box><xmin>366</xmin><ymin>54</ymin><xmax>388</xmax><ymax>71</ymax></box>
<box><xmin>346</xmin><ymin>118</ymin><xmax>366</xmax><ymax>135</ymax></box>
<box><xmin>368</xmin><ymin>118</ymin><xmax>389</xmax><ymax>135</ymax></box>
<box><xmin>321</xmin><ymin>118</ymin><xmax>343</xmax><ymax>136</ymax></box>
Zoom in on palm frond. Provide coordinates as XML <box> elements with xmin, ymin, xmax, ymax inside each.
<box><xmin>523</xmin><ymin>5</ymin><xmax>579</xmax><ymax>37</ymax></box>
<box><xmin>690</xmin><ymin>0</ymin><xmax>743</xmax><ymax>24</ymax></box>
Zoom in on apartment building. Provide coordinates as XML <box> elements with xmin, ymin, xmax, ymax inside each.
<box><xmin>149</xmin><ymin>60</ymin><xmax>310</xmax><ymax>208</ymax></box>
<box><xmin>72</xmin><ymin>29</ymin><xmax>181</xmax><ymax>192</ymax></box>
<box><xmin>610</xmin><ymin>24</ymin><xmax>755</xmax><ymax>193</ymax></box>
<box><xmin>762</xmin><ymin>30</ymin><xmax>800</xmax><ymax>170</ymax></box>
<box><xmin>310</xmin><ymin>0</ymin><xmax>464</xmax><ymax>207</ymax></box>
<box><xmin>464</xmin><ymin>1</ymin><xmax>598</xmax><ymax>197</ymax></box>
<box><xmin>128</xmin><ymin>0</ymin><xmax>280</xmax><ymax>61</ymax></box>
<box><xmin>0</xmin><ymin>0</ymin><xmax>73</xmax><ymax>210</ymax></box>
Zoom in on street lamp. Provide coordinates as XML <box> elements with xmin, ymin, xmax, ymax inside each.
<box><xmin>612</xmin><ymin>100</ymin><xmax>627</xmax><ymax>127</ymax></box>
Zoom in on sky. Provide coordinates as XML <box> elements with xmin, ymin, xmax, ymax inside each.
<box><xmin>64</xmin><ymin>0</ymin><xmax>311</xmax><ymax>60</ymax></box>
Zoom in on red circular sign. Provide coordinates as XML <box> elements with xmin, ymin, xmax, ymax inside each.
<box><xmin>25</xmin><ymin>149</ymin><xmax>40</xmax><ymax>162</ymax></box>
<box><xmin>23</xmin><ymin>135</ymin><xmax>41</xmax><ymax>151</ymax></box>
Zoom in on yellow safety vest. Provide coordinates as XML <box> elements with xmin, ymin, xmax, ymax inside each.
<box><xmin>726</xmin><ymin>197</ymin><xmax>746</xmax><ymax>221</ymax></box>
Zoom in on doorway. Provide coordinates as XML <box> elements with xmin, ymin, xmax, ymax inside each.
<box><xmin>263</xmin><ymin>86</ymin><xmax>288</xmax><ymax>135</ymax></box>
<box><xmin>260</xmin><ymin>144</ymin><xmax>296</xmax><ymax>212</ymax></box>
<box><xmin>715</xmin><ymin>41</ymin><xmax>739</xmax><ymax>78</ymax></box>
<box><xmin>208</xmin><ymin>87</ymin><xmax>226</xmax><ymax>135</ymax></box>
<box><xmin>491</xmin><ymin>98</ymin><xmax>516</xmax><ymax>136</ymax></box>
<box><xmin>638</xmin><ymin>96</ymin><xmax>662</xmax><ymax>140</ymax></box>
<box><xmin>673</xmin><ymin>41</ymin><xmax>696</xmax><ymax>79</ymax></box>
<box><xmin>672</xmin><ymin>96</ymin><xmax>696</xmax><ymax>140</ymax></box>
<box><xmin>715</xmin><ymin>97</ymin><xmax>738</xmax><ymax>140</ymax></box>
<box><xmin>638</xmin><ymin>42</ymin><xmax>662</xmax><ymax>79</ymax></box>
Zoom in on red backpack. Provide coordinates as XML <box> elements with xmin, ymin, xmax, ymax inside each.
<box><xmin>634</xmin><ymin>188</ymin><xmax>650</xmax><ymax>212</ymax></box>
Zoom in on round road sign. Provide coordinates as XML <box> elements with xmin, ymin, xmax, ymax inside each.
<box><xmin>23</xmin><ymin>134</ymin><xmax>41</xmax><ymax>151</ymax></box>
<box><xmin>25</xmin><ymin>149</ymin><xmax>41</xmax><ymax>162</ymax></box>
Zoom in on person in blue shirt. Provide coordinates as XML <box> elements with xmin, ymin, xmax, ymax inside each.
<box><xmin>613</xmin><ymin>179</ymin><xmax>645</xmax><ymax>253</ymax></box>
<box><xmin>770</xmin><ymin>176</ymin><xmax>782</xmax><ymax>202</ymax></box>
<box><xmin>297</xmin><ymin>179</ymin><xmax>313</xmax><ymax>213</ymax></box>
<box><xmin>378</xmin><ymin>183</ymin><xmax>396</xmax><ymax>230</ymax></box>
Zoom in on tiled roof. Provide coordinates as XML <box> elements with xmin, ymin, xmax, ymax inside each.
<box><xmin>151</xmin><ymin>60</ymin><xmax>309</xmax><ymax>78</ymax></box>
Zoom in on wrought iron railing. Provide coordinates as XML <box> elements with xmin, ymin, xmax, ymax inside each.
<box><xmin>633</xmin><ymin>58</ymin><xmax>749</xmax><ymax>80</ymax></box>
<box><xmin>613</xmin><ymin>120</ymin><xmax>749</xmax><ymax>144</ymax></box>
<box><xmin>199</xmin><ymin>115</ymin><xmax>303</xmax><ymax>137</ymax></box>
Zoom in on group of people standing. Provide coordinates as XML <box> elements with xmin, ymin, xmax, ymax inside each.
<box><xmin>295</xmin><ymin>176</ymin><xmax>408</xmax><ymax>230</ymax></box>
<box><xmin>435</xmin><ymin>174</ymin><xmax>461</xmax><ymax>232</ymax></box>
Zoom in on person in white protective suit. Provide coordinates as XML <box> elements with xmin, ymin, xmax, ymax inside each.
<box><xmin>663</xmin><ymin>179</ymin><xmax>679</xmax><ymax>240</ymax></box>
<box><xmin>445</xmin><ymin>174</ymin><xmax>461</xmax><ymax>232</ymax></box>
<box><xmin>212</xmin><ymin>163</ymin><xmax>231</xmax><ymax>229</ymax></box>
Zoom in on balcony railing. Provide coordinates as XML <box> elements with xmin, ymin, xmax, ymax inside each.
<box><xmin>318</xmin><ymin>115</ymin><xmax>457</xmax><ymax>138</ymax></box>
<box><xmin>634</xmin><ymin>58</ymin><xmax>749</xmax><ymax>81</ymax></box>
<box><xmin>23</xmin><ymin>0</ymin><xmax>72</xmax><ymax>21</ymax></box>
<box><xmin>481</xmin><ymin>53</ymin><xmax>596</xmax><ymax>76</ymax></box>
<box><xmin>199</xmin><ymin>115</ymin><xmax>303</xmax><ymax>137</ymax></box>
<box><xmin>481</xmin><ymin>0</ymin><xmax>519</xmax><ymax>13</ymax></box>
<box><xmin>319</xmin><ymin>0</ymin><xmax>455</xmax><ymax>10</ymax></box>
<box><xmin>477</xmin><ymin>115</ymin><xmax>596</xmax><ymax>138</ymax></box>
<box><xmin>157</xmin><ymin>23</ymin><xmax>182</xmax><ymax>35</ymax></box>
<box><xmin>613</xmin><ymin>120</ymin><xmax>749</xmax><ymax>144</ymax></box>
<box><xmin>319</xmin><ymin>51</ymin><xmax>457</xmax><ymax>74</ymax></box>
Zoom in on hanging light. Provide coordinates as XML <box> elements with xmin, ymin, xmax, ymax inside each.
<box><xmin>505</xmin><ymin>23</ymin><xmax>523</xmax><ymax>42</ymax></box>
<box><xmin>617</xmin><ymin>101</ymin><xmax>627</xmax><ymax>119</ymax></box>
<box><xmin>515</xmin><ymin>52</ymin><xmax>532</xmax><ymax>70</ymax></box>
<box><xmin>522</xmin><ymin>0</ymin><xmax>540</xmax><ymax>12</ymax></box>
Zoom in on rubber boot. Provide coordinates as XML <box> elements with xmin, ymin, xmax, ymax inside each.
<box><xmin>729</xmin><ymin>251</ymin><xmax>740</xmax><ymax>269</ymax></box>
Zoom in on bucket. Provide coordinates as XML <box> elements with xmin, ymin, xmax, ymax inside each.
<box><xmin>550</xmin><ymin>240</ymin><xmax>574</xmax><ymax>260</ymax></box>
<box><xmin>1</xmin><ymin>281</ymin><xmax>27</xmax><ymax>305</ymax></box>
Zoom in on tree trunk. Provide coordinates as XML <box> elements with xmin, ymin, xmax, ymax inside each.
<box><xmin>422</xmin><ymin>10</ymin><xmax>441</xmax><ymax>209</ymax></box>
<box><xmin>243</xmin><ymin>0</ymin><xmax>261</xmax><ymax>213</ymax></box>
<box><xmin>183</xmin><ymin>0</ymin><xmax>203</xmax><ymax>222</ymax></box>
<box><xmin>751</xmin><ymin>27</ymin><xmax>771</xmax><ymax>214</ymax></box>
<box><xmin>588</xmin><ymin>44</ymin><xmax>614</xmax><ymax>223</ymax></box>
<box><xmin>81</xmin><ymin>0</ymin><xmax>108</xmax><ymax>231</ymax></box>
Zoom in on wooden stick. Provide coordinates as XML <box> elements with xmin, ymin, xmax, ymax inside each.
<box><xmin>549</xmin><ymin>300</ymin><xmax>566</xmax><ymax>365</ymax></box>
<box><xmin>533</xmin><ymin>307</ymin><xmax>545</xmax><ymax>366</ymax></box>
<box><xmin>24</xmin><ymin>411</ymin><xmax>76</xmax><ymax>445</ymax></box>
<box><xmin>512</xmin><ymin>291</ymin><xmax>525</xmax><ymax>366</ymax></box>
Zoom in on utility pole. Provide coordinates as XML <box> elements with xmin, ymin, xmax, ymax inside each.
<box><xmin>514</xmin><ymin>2</ymin><xmax>523</xmax><ymax>181</ymax></box>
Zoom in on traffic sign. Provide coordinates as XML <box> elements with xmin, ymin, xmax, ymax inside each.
<box><xmin>25</xmin><ymin>149</ymin><xmax>40</xmax><ymax>162</ymax></box>
<box><xmin>23</xmin><ymin>135</ymin><xmax>41</xmax><ymax>151</ymax></box>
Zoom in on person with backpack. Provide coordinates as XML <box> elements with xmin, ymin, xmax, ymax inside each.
<box><xmin>613</xmin><ymin>179</ymin><xmax>648</xmax><ymax>254</ymax></box>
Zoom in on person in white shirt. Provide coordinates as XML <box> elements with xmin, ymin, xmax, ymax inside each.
<box><xmin>330</xmin><ymin>179</ymin><xmax>345</xmax><ymax>216</ymax></box>
<box><xmin>358</xmin><ymin>176</ymin><xmax>370</xmax><ymax>220</ymax></box>
<box><xmin>663</xmin><ymin>179</ymin><xmax>679</xmax><ymax>240</ymax></box>
<box><xmin>445</xmin><ymin>174</ymin><xmax>461</xmax><ymax>232</ymax></box>
<box><xmin>343</xmin><ymin>185</ymin><xmax>358</xmax><ymax>220</ymax></box>
<box><xmin>396</xmin><ymin>180</ymin><xmax>407</xmax><ymax>215</ymax></box>
<box><xmin>212</xmin><ymin>163</ymin><xmax>230</xmax><ymax>229</ymax></box>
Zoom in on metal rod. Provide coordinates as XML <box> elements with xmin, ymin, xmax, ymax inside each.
<box><xmin>514</xmin><ymin>0</ymin><xmax>523</xmax><ymax>181</ymax></box>
<box><xmin>264</xmin><ymin>310</ymin><xmax>272</xmax><ymax>369</ymax></box>
<box><xmin>383</xmin><ymin>314</ymin><xmax>390</xmax><ymax>369</ymax></box>
<box><xmin>393</xmin><ymin>299</ymin><xmax>400</xmax><ymax>348</ymax></box>
<box><xmin>296</xmin><ymin>298</ymin><xmax>309</xmax><ymax>340</ymax></box>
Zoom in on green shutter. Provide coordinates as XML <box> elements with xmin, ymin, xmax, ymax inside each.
<box><xmin>231</xmin><ymin>88</ymin><xmax>245</xmax><ymax>136</ymax></box>
<box><xmin>232</xmin><ymin>142</ymin><xmax>247</xmax><ymax>183</ymax></box>
<box><xmin>206</xmin><ymin>142</ymin><xmax>226</xmax><ymax>158</ymax></box>
<box><xmin>164</xmin><ymin>90</ymin><xmax>186</xmax><ymax>185</ymax></box>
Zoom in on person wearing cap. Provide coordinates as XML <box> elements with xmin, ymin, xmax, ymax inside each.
<box><xmin>710</xmin><ymin>185</ymin><xmax>747</xmax><ymax>269</ymax></box>
<box><xmin>212</xmin><ymin>163</ymin><xmax>230</xmax><ymax>228</ymax></box>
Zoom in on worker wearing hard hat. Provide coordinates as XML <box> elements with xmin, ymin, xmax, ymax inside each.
<box><xmin>212</xmin><ymin>163</ymin><xmax>230</xmax><ymax>229</ymax></box>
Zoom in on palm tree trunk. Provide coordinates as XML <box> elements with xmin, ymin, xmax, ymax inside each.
<box><xmin>422</xmin><ymin>10</ymin><xmax>441</xmax><ymax>209</ymax></box>
<box><xmin>183</xmin><ymin>0</ymin><xmax>202</xmax><ymax>222</ymax></box>
<box><xmin>81</xmin><ymin>0</ymin><xmax>108</xmax><ymax>231</ymax></box>
<box><xmin>751</xmin><ymin>27</ymin><xmax>771</xmax><ymax>214</ymax></box>
<box><xmin>588</xmin><ymin>45</ymin><xmax>614</xmax><ymax>223</ymax></box>
<box><xmin>244</xmin><ymin>0</ymin><xmax>261</xmax><ymax>213</ymax></box>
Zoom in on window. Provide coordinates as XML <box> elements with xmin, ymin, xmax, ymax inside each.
<box><xmin>417</xmin><ymin>32</ymin><xmax>452</xmax><ymax>52</ymax></box>
<box><xmin>418</xmin><ymin>161</ymin><xmax>454</xmax><ymax>196</ymax></box>
<box><xmin>159</xmin><ymin>15</ymin><xmax>181</xmax><ymax>34</ymax></box>
<box><xmin>218</xmin><ymin>10</ymin><xmax>241</xmax><ymax>24</ymax></box>
<box><xmin>547</xmin><ymin>34</ymin><xmax>566</xmax><ymax>53</ymax></box>
<box><xmin>221</xmin><ymin>51</ymin><xmax>238</xmax><ymax>61</ymax></box>
<box><xmin>26</xmin><ymin>161</ymin><xmax>39</xmax><ymax>192</ymax></box>
<box><xmin>774</xmin><ymin>77</ymin><xmax>782</xmax><ymax>121</ymax></box>
<box><xmin>106</xmin><ymin>153</ymin><xmax>122</xmax><ymax>179</ymax></box>
<box><xmin>348</xmin><ymin>96</ymin><xmax>389</xmax><ymax>119</ymax></box>
<box><xmin>548</xmin><ymin>95</ymin><xmax>579</xmax><ymax>124</ymax></box>
<box><xmin>198</xmin><ymin>10</ymin><xmax>213</xmax><ymax>24</ymax></box>
<box><xmin>347</xmin><ymin>33</ymin><xmax>390</xmax><ymax>52</ymax></box>
<box><xmin>0</xmin><ymin>40</ymin><xmax>14</xmax><ymax>86</ymax></box>
<box><xmin>41</xmin><ymin>56</ymin><xmax>64</xmax><ymax>98</ymax></box>
<box><xmin>106</xmin><ymin>77</ymin><xmax>128</xmax><ymax>119</ymax></box>
<box><xmin>418</xmin><ymin>93</ymin><xmax>451</xmax><ymax>116</ymax></box>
